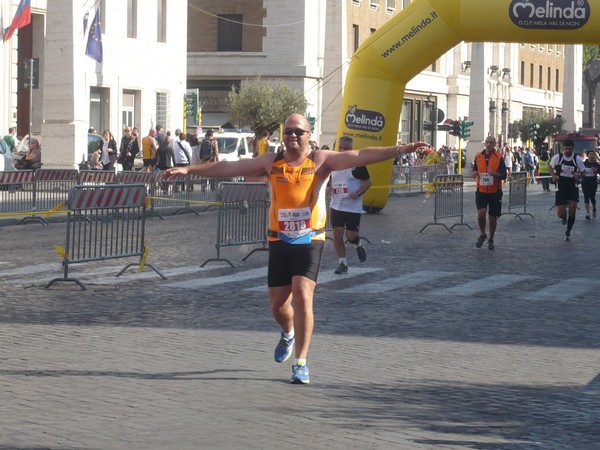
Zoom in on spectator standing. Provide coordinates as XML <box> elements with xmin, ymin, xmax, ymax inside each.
<box><xmin>330</xmin><ymin>136</ymin><xmax>371</xmax><ymax>275</ymax></box>
<box><xmin>503</xmin><ymin>146</ymin><xmax>512</xmax><ymax>179</ymax></box>
<box><xmin>142</xmin><ymin>128</ymin><xmax>158</xmax><ymax>172</ymax></box>
<box><xmin>523</xmin><ymin>147</ymin><xmax>536</xmax><ymax>184</ymax></box>
<box><xmin>581</xmin><ymin>151</ymin><xmax>600</xmax><ymax>219</ymax></box>
<box><xmin>3</xmin><ymin>127</ymin><xmax>19</xmax><ymax>151</ymax></box>
<box><xmin>154</xmin><ymin>135</ymin><xmax>175</xmax><ymax>171</ymax></box>
<box><xmin>174</xmin><ymin>133</ymin><xmax>192</xmax><ymax>192</ymax></box>
<box><xmin>473</xmin><ymin>136</ymin><xmax>507</xmax><ymax>250</ymax></box>
<box><xmin>101</xmin><ymin>129</ymin><xmax>118</xmax><ymax>171</ymax></box>
<box><xmin>538</xmin><ymin>150</ymin><xmax>552</xmax><ymax>192</ymax></box>
<box><xmin>255</xmin><ymin>130</ymin><xmax>269</xmax><ymax>157</ymax></box>
<box><xmin>119</xmin><ymin>127</ymin><xmax>134</xmax><ymax>171</ymax></box>
<box><xmin>155</xmin><ymin>125</ymin><xmax>165</xmax><ymax>147</ymax></box>
<box><xmin>549</xmin><ymin>139</ymin><xmax>587</xmax><ymax>241</ymax></box>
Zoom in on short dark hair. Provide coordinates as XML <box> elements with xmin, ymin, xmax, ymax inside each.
<box><xmin>563</xmin><ymin>139</ymin><xmax>574</xmax><ymax>147</ymax></box>
<box><xmin>206</xmin><ymin>129</ymin><xmax>214</xmax><ymax>137</ymax></box>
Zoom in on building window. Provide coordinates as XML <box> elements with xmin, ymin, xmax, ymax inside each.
<box><xmin>90</xmin><ymin>87</ymin><xmax>109</xmax><ymax>134</ymax></box>
<box><xmin>547</xmin><ymin>67</ymin><xmax>551</xmax><ymax>90</ymax></box>
<box><xmin>122</xmin><ymin>90</ymin><xmax>139</xmax><ymax>129</ymax></box>
<box><xmin>530</xmin><ymin>63</ymin><xmax>534</xmax><ymax>88</ymax></box>
<box><xmin>520</xmin><ymin>61</ymin><xmax>525</xmax><ymax>85</ymax></box>
<box><xmin>218</xmin><ymin>14</ymin><xmax>243</xmax><ymax>51</ymax></box>
<box><xmin>127</xmin><ymin>0</ymin><xmax>137</xmax><ymax>38</ymax></box>
<box><xmin>400</xmin><ymin>99</ymin><xmax>412</xmax><ymax>144</ymax></box>
<box><xmin>386</xmin><ymin>0</ymin><xmax>395</xmax><ymax>13</ymax></box>
<box><xmin>370</xmin><ymin>28</ymin><xmax>376</xmax><ymax>34</ymax></box>
<box><xmin>156</xmin><ymin>92</ymin><xmax>169</xmax><ymax>131</ymax></box>
<box><xmin>556</xmin><ymin>69</ymin><xmax>560</xmax><ymax>91</ymax></box>
<box><xmin>352</xmin><ymin>24</ymin><xmax>359</xmax><ymax>53</ymax></box>
<box><xmin>538</xmin><ymin>65</ymin><xmax>543</xmax><ymax>89</ymax></box>
<box><xmin>157</xmin><ymin>0</ymin><xmax>166</xmax><ymax>42</ymax></box>
<box><xmin>402</xmin><ymin>0</ymin><xmax>410</xmax><ymax>8</ymax></box>
<box><xmin>351</xmin><ymin>0</ymin><xmax>361</xmax><ymax>5</ymax></box>
<box><xmin>370</xmin><ymin>0</ymin><xmax>380</xmax><ymax>10</ymax></box>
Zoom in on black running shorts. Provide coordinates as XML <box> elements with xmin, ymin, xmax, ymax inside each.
<box><xmin>330</xmin><ymin>207</ymin><xmax>362</xmax><ymax>232</ymax></box>
<box><xmin>475</xmin><ymin>190</ymin><xmax>503</xmax><ymax>217</ymax></box>
<box><xmin>268</xmin><ymin>240</ymin><xmax>324</xmax><ymax>287</ymax></box>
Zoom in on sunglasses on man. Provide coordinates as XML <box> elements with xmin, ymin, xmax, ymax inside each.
<box><xmin>283</xmin><ymin>128</ymin><xmax>309</xmax><ymax>137</ymax></box>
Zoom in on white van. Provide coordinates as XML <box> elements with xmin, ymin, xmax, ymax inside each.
<box><xmin>215</xmin><ymin>131</ymin><xmax>254</xmax><ymax>162</ymax></box>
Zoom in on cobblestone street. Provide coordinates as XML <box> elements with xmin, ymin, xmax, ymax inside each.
<box><xmin>1</xmin><ymin>182</ymin><xmax>599</xmax><ymax>449</ymax></box>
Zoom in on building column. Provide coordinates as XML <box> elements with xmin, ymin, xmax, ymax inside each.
<box><xmin>41</xmin><ymin>0</ymin><xmax>88</xmax><ymax>168</ymax></box>
<box><xmin>562</xmin><ymin>44</ymin><xmax>583</xmax><ymax>132</ymax></box>
<box><xmin>469</xmin><ymin>42</ymin><xmax>492</xmax><ymax>142</ymax></box>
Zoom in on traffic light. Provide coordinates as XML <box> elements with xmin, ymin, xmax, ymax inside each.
<box><xmin>529</xmin><ymin>123</ymin><xmax>539</xmax><ymax>141</ymax></box>
<box><xmin>460</xmin><ymin>119</ymin><xmax>474</xmax><ymax>139</ymax></box>
<box><xmin>449</xmin><ymin>119</ymin><xmax>460</xmax><ymax>136</ymax></box>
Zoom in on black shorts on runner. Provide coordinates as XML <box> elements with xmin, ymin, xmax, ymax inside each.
<box><xmin>475</xmin><ymin>190</ymin><xmax>503</xmax><ymax>217</ymax></box>
<box><xmin>555</xmin><ymin>186</ymin><xmax>579</xmax><ymax>205</ymax></box>
<box><xmin>330</xmin><ymin>208</ymin><xmax>361</xmax><ymax>232</ymax></box>
<box><xmin>143</xmin><ymin>158</ymin><xmax>155</xmax><ymax>167</ymax></box>
<box><xmin>268</xmin><ymin>240</ymin><xmax>324</xmax><ymax>287</ymax></box>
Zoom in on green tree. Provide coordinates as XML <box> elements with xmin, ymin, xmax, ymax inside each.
<box><xmin>515</xmin><ymin>110</ymin><xmax>564</xmax><ymax>149</ymax></box>
<box><xmin>583</xmin><ymin>44</ymin><xmax>600</xmax><ymax>128</ymax></box>
<box><xmin>227</xmin><ymin>78</ymin><xmax>308</xmax><ymax>135</ymax></box>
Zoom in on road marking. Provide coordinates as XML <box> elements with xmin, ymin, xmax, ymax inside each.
<box><xmin>2</xmin><ymin>263</ymin><xmax>229</xmax><ymax>286</ymax></box>
<box><xmin>169</xmin><ymin>267</ymin><xmax>268</xmax><ymax>289</ymax></box>
<box><xmin>524</xmin><ymin>277</ymin><xmax>600</xmax><ymax>301</ymax></box>
<box><xmin>432</xmin><ymin>274</ymin><xmax>530</xmax><ymax>296</ymax></box>
<box><xmin>244</xmin><ymin>267</ymin><xmax>383</xmax><ymax>292</ymax></box>
<box><xmin>338</xmin><ymin>270</ymin><xmax>457</xmax><ymax>293</ymax></box>
<box><xmin>0</xmin><ymin>262</ymin><xmax>60</xmax><ymax>277</ymax></box>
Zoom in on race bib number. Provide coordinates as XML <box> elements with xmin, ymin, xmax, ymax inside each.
<box><xmin>332</xmin><ymin>181</ymin><xmax>349</xmax><ymax>196</ymax></box>
<box><xmin>278</xmin><ymin>207</ymin><xmax>312</xmax><ymax>238</ymax></box>
<box><xmin>584</xmin><ymin>167</ymin><xmax>595</xmax><ymax>177</ymax></box>
<box><xmin>479</xmin><ymin>173</ymin><xmax>493</xmax><ymax>186</ymax></box>
<box><xmin>560</xmin><ymin>165</ymin><xmax>575</xmax><ymax>178</ymax></box>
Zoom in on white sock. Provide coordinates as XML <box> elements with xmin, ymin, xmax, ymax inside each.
<box><xmin>338</xmin><ymin>257</ymin><xmax>347</xmax><ymax>265</ymax></box>
<box><xmin>283</xmin><ymin>330</ymin><xmax>294</xmax><ymax>340</ymax></box>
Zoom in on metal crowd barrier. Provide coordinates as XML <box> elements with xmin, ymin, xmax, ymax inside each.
<box><xmin>390</xmin><ymin>163</ymin><xmax>452</xmax><ymax>196</ymax></box>
<box><xmin>201</xmin><ymin>182</ymin><xmax>270</xmax><ymax>268</ymax></box>
<box><xmin>46</xmin><ymin>183</ymin><xmax>166</xmax><ymax>290</ymax></box>
<box><xmin>420</xmin><ymin>174</ymin><xmax>471</xmax><ymax>233</ymax></box>
<box><xmin>31</xmin><ymin>169</ymin><xmax>80</xmax><ymax>224</ymax></box>
<box><xmin>79</xmin><ymin>170</ymin><xmax>118</xmax><ymax>185</ymax></box>
<box><xmin>0</xmin><ymin>170</ymin><xmax>36</xmax><ymax>223</ymax></box>
<box><xmin>505</xmin><ymin>171</ymin><xmax>534</xmax><ymax>220</ymax></box>
<box><xmin>0</xmin><ymin>169</ymin><xmax>250</xmax><ymax>224</ymax></box>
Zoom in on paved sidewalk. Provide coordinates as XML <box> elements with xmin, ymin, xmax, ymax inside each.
<box><xmin>1</xmin><ymin>181</ymin><xmax>599</xmax><ymax>449</ymax></box>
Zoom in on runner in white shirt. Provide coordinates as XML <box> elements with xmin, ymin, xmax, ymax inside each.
<box><xmin>330</xmin><ymin>136</ymin><xmax>371</xmax><ymax>274</ymax></box>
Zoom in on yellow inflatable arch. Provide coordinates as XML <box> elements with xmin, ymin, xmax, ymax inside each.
<box><xmin>338</xmin><ymin>0</ymin><xmax>598</xmax><ymax>211</ymax></box>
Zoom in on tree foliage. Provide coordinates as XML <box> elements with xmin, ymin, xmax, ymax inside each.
<box><xmin>515</xmin><ymin>110</ymin><xmax>564</xmax><ymax>149</ymax></box>
<box><xmin>227</xmin><ymin>78</ymin><xmax>308</xmax><ymax>135</ymax></box>
<box><xmin>583</xmin><ymin>45</ymin><xmax>600</xmax><ymax>68</ymax></box>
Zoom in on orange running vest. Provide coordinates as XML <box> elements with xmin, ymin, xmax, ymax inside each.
<box><xmin>268</xmin><ymin>151</ymin><xmax>327</xmax><ymax>242</ymax></box>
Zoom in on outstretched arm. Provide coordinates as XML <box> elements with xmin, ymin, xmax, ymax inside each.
<box><xmin>163</xmin><ymin>153</ymin><xmax>273</xmax><ymax>179</ymax></box>
<box><xmin>321</xmin><ymin>142</ymin><xmax>429</xmax><ymax>172</ymax></box>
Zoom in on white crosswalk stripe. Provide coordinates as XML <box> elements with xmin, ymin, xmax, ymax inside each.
<box><xmin>338</xmin><ymin>270</ymin><xmax>457</xmax><ymax>294</ymax></box>
<box><xmin>244</xmin><ymin>267</ymin><xmax>382</xmax><ymax>292</ymax></box>
<box><xmin>169</xmin><ymin>267</ymin><xmax>268</xmax><ymax>289</ymax></box>
<box><xmin>431</xmin><ymin>274</ymin><xmax>530</xmax><ymax>297</ymax></box>
<box><xmin>523</xmin><ymin>277</ymin><xmax>600</xmax><ymax>301</ymax></box>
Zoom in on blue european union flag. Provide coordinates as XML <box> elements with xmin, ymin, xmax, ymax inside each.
<box><xmin>85</xmin><ymin>9</ymin><xmax>102</xmax><ymax>63</ymax></box>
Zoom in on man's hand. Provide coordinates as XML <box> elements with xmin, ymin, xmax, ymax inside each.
<box><xmin>164</xmin><ymin>167</ymin><xmax>189</xmax><ymax>179</ymax></box>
